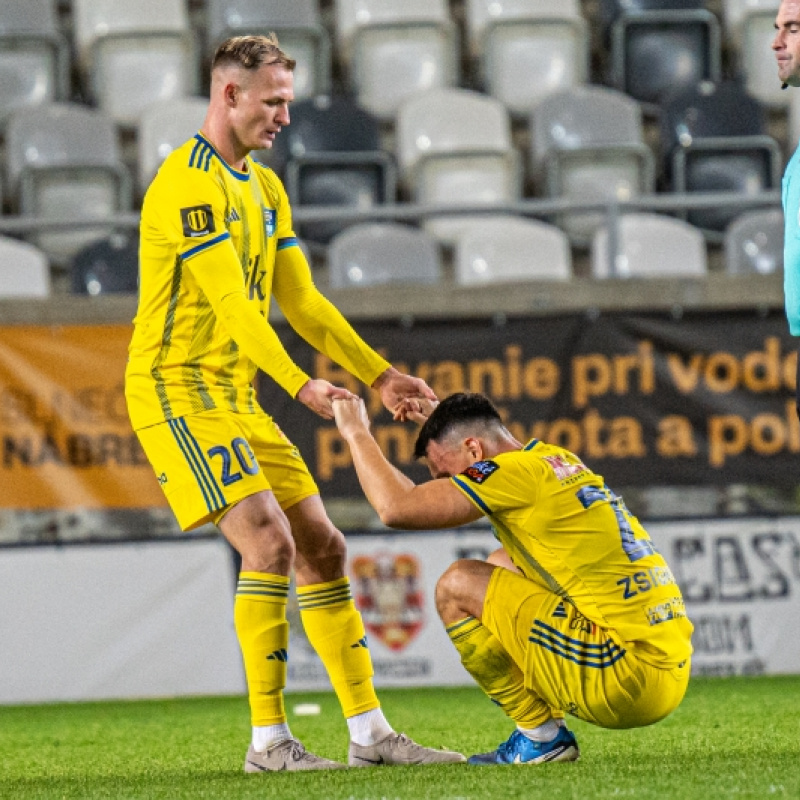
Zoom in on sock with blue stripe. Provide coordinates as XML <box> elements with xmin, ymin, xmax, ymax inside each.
<box><xmin>234</xmin><ymin>572</ymin><xmax>290</xmax><ymax>730</ymax></box>
<box><xmin>297</xmin><ymin>577</ymin><xmax>380</xmax><ymax>719</ymax></box>
<box><xmin>446</xmin><ymin>615</ymin><xmax>552</xmax><ymax>729</ymax></box>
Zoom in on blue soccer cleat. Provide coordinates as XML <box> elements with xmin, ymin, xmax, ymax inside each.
<box><xmin>467</xmin><ymin>727</ymin><xmax>580</xmax><ymax>766</ymax></box>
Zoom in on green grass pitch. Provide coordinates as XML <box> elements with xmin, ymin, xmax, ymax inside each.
<box><xmin>2</xmin><ymin>677</ymin><xmax>799</xmax><ymax>799</ymax></box>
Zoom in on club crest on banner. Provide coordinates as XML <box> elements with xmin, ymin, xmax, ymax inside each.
<box><xmin>350</xmin><ymin>553</ymin><xmax>424</xmax><ymax>652</ymax></box>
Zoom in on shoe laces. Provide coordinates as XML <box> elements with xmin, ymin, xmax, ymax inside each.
<box><xmin>390</xmin><ymin>733</ymin><xmax>419</xmax><ymax>753</ymax></box>
<box><xmin>273</xmin><ymin>738</ymin><xmax>308</xmax><ymax>762</ymax></box>
<box><xmin>497</xmin><ymin>731</ymin><xmax>527</xmax><ymax>760</ymax></box>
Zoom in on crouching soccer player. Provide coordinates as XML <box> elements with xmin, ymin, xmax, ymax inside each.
<box><xmin>332</xmin><ymin>392</ymin><xmax>693</xmax><ymax>765</ymax></box>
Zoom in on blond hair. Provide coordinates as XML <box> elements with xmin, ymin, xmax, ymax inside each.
<box><xmin>211</xmin><ymin>34</ymin><xmax>295</xmax><ymax>73</ymax></box>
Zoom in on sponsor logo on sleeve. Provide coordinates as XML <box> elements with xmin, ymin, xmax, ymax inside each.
<box><xmin>461</xmin><ymin>460</ymin><xmax>499</xmax><ymax>484</ymax></box>
<box><xmin>180</xmin><ymin>204</ymin><xmax>215</xmax><ymax>237</ymax></box>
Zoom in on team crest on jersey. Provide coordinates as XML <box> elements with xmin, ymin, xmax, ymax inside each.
<box><xmin>180</xmin><ymin>204</ymin><xmax>215</xmax><ymax>237</ymax></box>
<box><xmin>351</xmin><ymin>553</ymin><xmax>424</xmax><ymax>652</ymax></box>
<box><xmin>461</xmin><ymin>460</ymin><xmax>499</xmax><ymax>484</ymax></box>
<box><xmin>263</xmin><ymin>207</ymin><xmax>276</xmax><ymax>237</ymax></box>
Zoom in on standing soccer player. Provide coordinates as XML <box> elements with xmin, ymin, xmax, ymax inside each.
<box><xmin>774</xmin><ymin>0</ymin><xmax>800</xmax><ymax>419</ymax></box>
<box><xmin>332</xmin><ymin>393</ymin><xmax>693</xmax><ymax>765</ymax></box>
<box><xmin>125</xmin><ymin>34</ymin><xmax>464</xmax><ymax>771</ymax></box>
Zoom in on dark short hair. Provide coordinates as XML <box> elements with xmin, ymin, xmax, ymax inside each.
<box><xmin>212</xmin><ymin>34</ymin><xmax>296</xmax><ymax>73</ymax></box>
<box><xmin>413</xmin><ymin>393</ymin><xmax>503</xmax><ymax>460</ymax></box>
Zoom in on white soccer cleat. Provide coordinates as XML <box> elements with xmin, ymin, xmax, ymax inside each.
<box><xmin>348</xmin><ymin>732</ymin><xmax>466</xmax><ymax>766</ymax></box>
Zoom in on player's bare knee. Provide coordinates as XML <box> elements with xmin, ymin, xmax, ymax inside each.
<box><xmin>435</xmin><ymin>560</ymin><xmax>472</xmax><ymax>617</ymax></box>
<box><xmin>316</xmin><ymin>525</ymin><xmax>347</xmax><ymax>565</ymax></box>
<box><xmin>222</xmin><ymin>498</ymin><xmax>296</xmax><ymax>573</ymax></box>
<box><xmin>245</xmin><ymin>523</ymin><xmax>295</xmax><ymax>573</ymax></box>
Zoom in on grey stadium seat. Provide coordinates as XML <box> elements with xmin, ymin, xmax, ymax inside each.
<box><xmin>137</xmin><ymin>97</ymin><xmax>208</xmax><ymax>196</ymax></box>
<box><xmin>72</xmin><ymin>0</ymin><xmax>197</xmax><ymax>127</ymax></box>
<box><xmin>206</xmin><ymin>0</ymin><xmax>331</xmax><ymax>101</ymax></box>
<box><xmin>0</xmin><ymin>235</ymin><xmax>50</xmax><ymax>297</ymax></box>
<box><xmin>530</xmin><ymin>86</ymin><xmax>655</xmax><ymax>244</ymax></box>
<box><xmin>396</xmin><ymin>88</ymin><xmax>520</xmax><ymax>245</ymax></box>
<box><xmin>465</xmin><ymin>0</ymin><xmax>589</xmax><ymax>117</ymax></box>
<box><xmin>333</xmin><ymin>0</ymin><xmax>459</xmax><ymax>121</ymax></box>
<box><xmin>454</xmin><ymin>215</ymin><xmax>572</xmax><ymax>285</ymax></box>
<box><xmin>724</xmin><ymin>208</ymin><xmax>784</xmax><ymax>275</ymax></box>
<box><xmin>0</xmin><ymin>0</ymin><xmax>69</xmax><ymax>126</ymax></box>
<box><xmin>5</xmin><ymin>103</ymin><xmax>132</xmax><ymax>266</ymax></box>
<box><xmin>591</xmin><ymin>213</ymin><xmax>707</xmax><ymax>279</ymax></box>
<box><xmin>328</xmin><ymin>223</ymin><xmax>442</xmax><ymax>289</ymax></box>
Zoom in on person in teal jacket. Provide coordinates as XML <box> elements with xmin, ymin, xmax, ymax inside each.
<box><xmin>774</xmin><ymin>1</ymin><xmax>800</xmax><ymax>415</ymax></box>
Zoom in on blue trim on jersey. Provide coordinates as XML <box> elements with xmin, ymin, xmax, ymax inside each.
<box><xmin>277</xmin><ymin>236</ymin><xmax>299</xmax><ymax>251</ymax></box>
<box><xmin>191</xmin><ymin>134</ymin><xmax>250</xmax><ymax>182</ymax></box>
<box><xmin>188</xmin><ymin>138</ymin><xmax>204</xmax><ymax>170</ymax></box>
<box><xmin>529</xmin><ymin>619</ymin><xmax>626</xmax><ymax>668</ymax></box>
<box><xmin>523</xmin><ymin>439</ymin><xmax>540</xmax><ymax>451</ymax></box>
<box><xmin>168</xmin><ymin>418</ymin><xmax>226</xmax><ymax>513</ymax></box>
<box><xmin>181</xmin><ymin>231</ymin><xmax>230</xmax><ymax>261</ymax></box>
<box><xmin>452</xmin><ymin>476</ymin><xmax>492</xmax><ymax>515</ymax></box>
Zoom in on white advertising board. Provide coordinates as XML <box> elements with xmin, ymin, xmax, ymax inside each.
<box><xmin>650</xmin><ymin>517</ymin><xmax>800</xmax><ymax>677</ymax></box>
<box><xmin>0</xmin><ymin>538</ymin><xmax>245</xmax><ymax>704</ymax></box>
<box><xmin>1</xmin><ymin>516</ymin><xmax>797</xmax><ymax>704</ymax></box>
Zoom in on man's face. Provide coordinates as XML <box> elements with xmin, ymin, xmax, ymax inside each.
<box><xmin>774</xmin><ymin>1</ymin><xmax>800</xmax><ymax>87</ymax></box>
<box><xmin>230</xmin><ymin>63</ymin><xmax>293</xmax><ymax>152</ymax></box>
<box><xmin>424</xmin><ymin>438</ymin><xmax>480</xmax><ymax>480</ymax></box>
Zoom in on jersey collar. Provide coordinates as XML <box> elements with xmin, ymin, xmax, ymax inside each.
<box><xmin>193</xmin><ymin>133</ymin><xmax>250</xmax><ymax>182</ymax></box>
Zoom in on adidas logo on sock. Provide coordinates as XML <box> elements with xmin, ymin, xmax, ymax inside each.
<box><xmin>350</xmin><ymin>636</ymin><xmax>368</xmax><ymax>649</ymax></box>
<box><xmin>266</xmin><ymin>648</ymin><xmax>288</xmax><ymax>662</ymax></box>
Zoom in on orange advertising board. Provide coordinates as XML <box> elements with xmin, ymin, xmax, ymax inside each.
<box><xmin>0</xmin><ymin>324</ymin><xmax>167</xmax><ymax>509</ymax></box>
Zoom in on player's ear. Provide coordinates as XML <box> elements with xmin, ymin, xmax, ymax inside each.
<box><xmin>464</xmin><ymin>437</ymin><xmax>483</xmax><ymax>461</ymax></box>
<box><xmin>224</xmin><ymin>82</ymin><xmax>239</xmax><ymax>107</ymax></box>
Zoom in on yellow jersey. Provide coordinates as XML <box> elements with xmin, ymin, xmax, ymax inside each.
<box><xmin>451</xmin><ymin>440</ymin><xmax>693</xmax><ymax>669</ymax></box>
<box><xmin>125</xmin><ymin>133</ymin><xmax>389</xmax><ymax>430</ymax></box>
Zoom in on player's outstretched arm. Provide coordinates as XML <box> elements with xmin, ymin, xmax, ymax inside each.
<box><xmin>332</xmin><ymin>397</ymin><xmax>482</xmax><ymax>530</ymax></box>
<box><xmin>273</xmin><ymin>247</ymin><xmax>437</xmax><ymax>413</ymax></box>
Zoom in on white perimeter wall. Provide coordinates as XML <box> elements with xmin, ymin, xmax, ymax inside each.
<box><xmin>1</xmin><ymin>517</ymin><xmax>798</xmax><ymax>704</ymax></box>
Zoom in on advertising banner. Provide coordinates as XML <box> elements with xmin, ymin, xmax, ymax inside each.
<box><xmin>1</xmin><ymin>516</ymin><xmax>795</xmax><ymax>703</ymax></box>
<box><xmin>0</xmin><ymin>325</ymin><xmax>167</xmax><ymax>509</ymax></box>
<box><xmin>0</xmin><ymin>310</ymin><xmax>797</xmax><ymax>510</ymax></box>
<box><xmin>266</xmin><ymin>310</ymin><xmax>799</xmax><ymax>494</ymax></box>
<box><xmin>655</xmin><ymin>516</ymin><xmax>800</xmax><ymax>676</ymax></box>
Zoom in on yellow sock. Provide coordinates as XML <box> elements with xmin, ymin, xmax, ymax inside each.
<box><xmin>447</xmin><ymin>616</ymin><xmax>552</xmax><ymax>728</ymax></box>
<box><xmin>298</xmin><ymin>577</ymin><xmax>379</xmax><ymax>717</ymax></box>
<box><xmin>234</xmin><ymin>572</ymin><xmax>290</xmax><ymax>727</ymax></box>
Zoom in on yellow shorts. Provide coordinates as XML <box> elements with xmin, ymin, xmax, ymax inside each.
<box><xmin>483</xmin><ymin>568</ymin><xmax>690</xmax><ymax>729</ymax></box>
<box><xmin>135</xmin><ymin>409</ymin><xmax>318</xmax><ymax>531</ymax></box>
